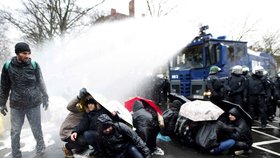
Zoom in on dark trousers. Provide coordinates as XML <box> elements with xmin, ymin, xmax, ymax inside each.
<box><xmin>248</xmin><ymin>95</ymin><xmax>267</xmax><ymax>125</ymax></box>
<box><xmin>115</xmin><ymin>144</ymin><xmax>144</xmax><ymax>158</ymax></box>
<box><xmin>137</xmin><ymin>125</ymin><xmax>160</xmax><ymax>152</ymax></box>
<box><xmin>65</xmin><ymin>136</ymin><xmax>87</xmax><ymax>151</ymax></box>
<box><xmin>83</xmin><ymin>130</ymin><xmax>99</xmax><ymax>151</ymax></box>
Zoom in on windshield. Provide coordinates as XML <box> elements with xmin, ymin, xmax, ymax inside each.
<box><xmin>170</xmin><ymin>45</ymin><xmax>204</xmax><ymax>70</ymax></box>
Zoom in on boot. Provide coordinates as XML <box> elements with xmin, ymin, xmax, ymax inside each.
<box><xmin>62</xmin><ymin>145</ymin><xmax>74</xmax><ymax>158</ymax></box>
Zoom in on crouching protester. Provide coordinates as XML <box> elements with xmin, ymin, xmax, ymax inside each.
<box><xmin>209</xmin><ymin>107</ymin><xmax>252</xmax><ymax>155</ymax></box>
<box><xmin>69</xmin><ymin>96</ymin><xmax>118</xmax><ymax>157</ymax></box>
<box><xmin>97</xmin><ymin>114</ymin><xmax>151</xmax><ymax>158</ymax></box>
<box><xmin>160</xmin><ymin>100</ymin><xmax>183</xmax><ymax>139</ymax></box>
<box><xmin>223</xmin><ymin>107</ymin><xmax>253</xmax><ymax>155</ymax></box>
<box><xmin>60</xmin><ymin>88</ymin><xmax>89</xmax><ymax>157</ymax></box>
<box><xmin>195</xmin><ymin>121</ymin><xmax>235</xmax><ymax>155</ymax></box>
<box><xmin>132</xmin><ymin>100</ymin><xmax>164</xmax><ymax>155</ymax></box>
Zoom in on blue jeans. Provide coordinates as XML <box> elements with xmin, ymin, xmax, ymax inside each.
<box><xmin>211</xmin><ymin>139</ymin><xmax>235</xmax><ymax>154</ymax></box>
<box><xmin>10</xmin><ymin>106</ymin><xmax>45</xmax><ymax>158</ymax></box>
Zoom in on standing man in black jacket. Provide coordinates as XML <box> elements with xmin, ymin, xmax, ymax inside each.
<box><xmin>0</xmin><ymin>42</ymin><xmax>49</xmax><ymax>158</ymax></box>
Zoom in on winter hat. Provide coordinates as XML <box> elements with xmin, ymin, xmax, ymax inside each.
<box><xmin>85</xmin><ymin>98</ymin><xmax>97</xmax><ymax>106</ymax></box>
<box><xmin>15</xmin><ymin>42</ymin><xmax>31</xmax><ymax>54</ymax></box>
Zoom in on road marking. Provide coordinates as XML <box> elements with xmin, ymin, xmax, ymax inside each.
<box><xmin>252</xmin><ymin>145</ymin><xmax>280</xmax><ymax>157</ymax></box>
<box><xmin>251</xmin><ymin>126</ymin><xmax>280</xmax><ymax>157</ymax></box>
<box><xmin>253</xmin><ymin>140</ymin><xmax>280</xmax><ymax>146</ymax></box>
<box><xmin>252</xmin><ymin>129</ymin><xmax>280</xmax><ymax>140</ymax></box>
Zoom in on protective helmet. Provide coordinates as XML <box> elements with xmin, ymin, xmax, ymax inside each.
<box><xmin>209</xmin><ymin>66</ymin><xmax>221</xmax><ymax>74</ymax></box>
<box><xmin>242</xmin><ymin>66</ymin><xmax>249</xmax><ymax>73</ymax></box>
<box><xmin>231</xmin><ymin>65</ymin><xmax>243</xmax><ymax>75</ymax></box>
<box><xmin>252</xmin><ymin>65</ymin><xmax>264</xmax><ymax>76</ymax></box>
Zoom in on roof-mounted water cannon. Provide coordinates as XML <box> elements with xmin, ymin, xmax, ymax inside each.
<box><xmin>199</xmin><ymin>25</ymin><xmax>209</xmax><ymax>36</ymax></box>
<box><xmin>192</xmin><ymin>25</ymin><xmax>212</xmax><ymax>43</ymax></box>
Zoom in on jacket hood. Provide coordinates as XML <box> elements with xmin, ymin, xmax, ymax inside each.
<box><xmin>97</xmin><ymin>114</ymin><xmax>114</xmax><ymax>125</ymax></box>
<box><xmin>97</xmin><ymin>114</ymin><xmax>115</xmax><ymax>134</ymax></box>
<box><xmin>132</xmin><ymin>100</ymin><xmax>144</xmax><ymax>112</ymax></box>
<box><xmin>229</xmin><ymin>107</ymin><xmax>241</xmax><ymax>119</ymax></box>
<box><xmin>171</xmin><ymin>100</ymin><xmax>182</xmax><ymax>110</ymax></box>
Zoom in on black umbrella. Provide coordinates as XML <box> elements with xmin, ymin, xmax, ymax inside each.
<box><xmin>217</xmin><ymin>100</ymin><xmax>252</xmax><ymax>126</ymax></box>
<box><xmin>168</xmin><ymin>93</ymin><xmax>191</xmax><ymax>104</ymax></box>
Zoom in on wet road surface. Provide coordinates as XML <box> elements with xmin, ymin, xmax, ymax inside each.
<box><xmin>0</xmin><ymin>118</ymin><xmax>280</xmax><ymax>158</ymax></box>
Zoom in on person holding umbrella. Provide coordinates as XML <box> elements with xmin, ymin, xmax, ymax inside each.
<box><xmin>61</xmin><ymin>88</ymin><xmax>90</xmax><ymax>158</ymax></box>
<box><xmin>211</xmin><ymin>107</ymin><xmax>252</xmax><ymax>155</ymax></box>
<box><xmin>70</xmin><ymin>95</ymin><xmax>120</xmax><ymax>157</ymax></box>
<box><xmin>227</xmin><ymin>107</ymin><xmax>253</xmax><ymax>155</ymax></box>
<box><xmin>132</xmin><ymin>100</ymin><xmax>164</xmax><ymax>155</ymax></box>
<box><xmin>160</xmin><ymin>100</ymin><xmax>183</xmax><ymax>138</ymax></box>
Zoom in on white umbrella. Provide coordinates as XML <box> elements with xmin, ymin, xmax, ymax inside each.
<box><xmin>106</xmin><ymin>100</ymin><xmax>133</xmax><ymax>126</ymax></box>
<box><xmin>87</xmin><ymin>90</ymin><xmax>133</xmax><ymax>126</ymax></box>
<box><xmin>179</xmin><ymin>100</ymin><xmax>224</xmax><ymax>121</ymax></box>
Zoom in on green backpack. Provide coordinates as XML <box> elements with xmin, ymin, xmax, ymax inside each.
<box><xmin>5</xmin><ymin>60</ymin><xmax>37</xmax><ymax>71</ymax></box>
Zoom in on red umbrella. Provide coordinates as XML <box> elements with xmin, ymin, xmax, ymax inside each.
<box><xmin>124</xmin><ymin>96</ymin><xmax>162</xmax><ymax>115</ymax></box>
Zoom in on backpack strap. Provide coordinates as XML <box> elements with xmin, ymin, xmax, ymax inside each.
<box><xmin>4</xmin><ymin>61</ymin><xmax>11</xmax><ymax>71</ymax></box>
<box><xmin>31</xmin><ymin>60</ymin><xmax>37</xmax><ymax>69</ymax></box>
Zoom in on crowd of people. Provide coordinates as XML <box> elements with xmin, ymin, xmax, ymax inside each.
<box><xmin>0</xmin><ymin>42</ymin><xmax>278</xmax><ymax>158</ymax></box>
<box><xmin>206</xmin><ymin>65</ymin><xmax>279</xmax><ymax>129</ymax></box>
<box><xmin>59</xmin><ymin>88</ymin><xmax>166</xmax><ymax>158</ymax></box>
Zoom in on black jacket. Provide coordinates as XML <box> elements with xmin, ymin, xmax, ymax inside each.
<box><xmin>161</xmin><ymin>100</ymin><xmax>182</xmax><ymax>136</ymax></box>
<box><xmin>0</xmin><ymin>57</ymin><xmax>48</xmax><ymax>109</ymax></box>
<box><xmin>74</xmin><ymin>107</ymin><xmax>110</xmax><ymax>134</ymax></box>
<box><xmin>206</xmin><ymin>74</ymin><xmax>223</xmax><ymax>97</ymax></box>
<box><xmin>132</xmin><ymin>100</ymin><xmax>154</xmax><ymax>128</ymax></box>
<box><xmin>217</xmin><ymin>108</ymin><xmax>252</xmax><ymax>146</ymax></box>
<box><xmin>97</xmin><ymin>114</ymin><xmax>150</xmax><ymax>158</ymax></box>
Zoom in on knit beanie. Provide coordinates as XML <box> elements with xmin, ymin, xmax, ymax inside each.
<box><xmin>15</xmin><ymin>42</ymin><xmax>31</xmax><ymax>54</ymax></box>
<box><xmin>85</xmin><ymin>98</ymin><xmax>97</xmax><ymax>106</ymax></box>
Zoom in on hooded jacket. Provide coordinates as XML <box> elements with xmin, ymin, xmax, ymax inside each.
<box><xmin>218</xmin><ymin>108</ymin><xmax>252</xmax><ymax>146</ymax></box>
<box><xmin>0</xmin><ymin>57</ymin><xmax>48</xmax><ymax>109</ymax></box>
<box><xmin>97</xmin><ymin>114</ymin><xmax>150</xmax><ymax>158</ymax></box>
<box><xmin>161</xmin><ymin>100</ymin><xmax>182</xmax><ymax>136</ymax></box>
<box><xmin>132</xmin><ymin>100</ymin><xmax>154</xmax><ymax>128</ymax></box>
<box><xmin>59</xmin><ymin>97</ymin><xmax>84</xmax><ymax>141</ymax></box>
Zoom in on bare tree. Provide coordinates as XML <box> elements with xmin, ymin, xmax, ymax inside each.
<box><xmin>249</xmin><ymin>31</ymin><xmax>280</xmax><ymax>55</ymax></box>
<box><xmin>0</xmin><ymin>17</ymin><xmax>11</xmax><ymax>65</ymax></box>
<box><xmin>249</xmin><ymin>30</ymin><xmax>280</xmax><ymax>68</ymax></box>
<box><xmin>145</xmin><ymin>0</ymin><xmax>177</xmax><ymax>17</ymax></box>
<box><xmin>0</xmin><ymin>0</ymin><xmax>105</xmax><ymax>45</ymax></box>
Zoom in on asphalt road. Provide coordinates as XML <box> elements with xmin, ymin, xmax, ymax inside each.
<box><xmin>0</xmin><ymin>118</ymin><xmax>280</xmax><ymax>158</ymax></box>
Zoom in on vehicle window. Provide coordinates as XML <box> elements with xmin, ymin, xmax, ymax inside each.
<box><xmin>185</xmin><ymin>46</ymin><xmax>203</xmax><ymax>68</ymax></box>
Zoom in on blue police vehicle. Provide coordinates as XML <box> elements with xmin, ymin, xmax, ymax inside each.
<box><xmin>169</xmin><ymin>25</ymin><xmax>277</xmax><ymax>100</ymax></box>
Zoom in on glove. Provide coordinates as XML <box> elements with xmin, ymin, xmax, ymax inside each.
<box><xmin>77</xmin><ymin>88</ymin><xmax>87</xmax><ymax>100</ymax></box>
<box><xmin>0</xmin><ymin>106</ymin><xmax>8</xmax><ymax>116</ymax></box>
<box><xmin>42</xmin><ymin>97</ymin><xmax>49</xmax><ymax>110</ymax></box>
